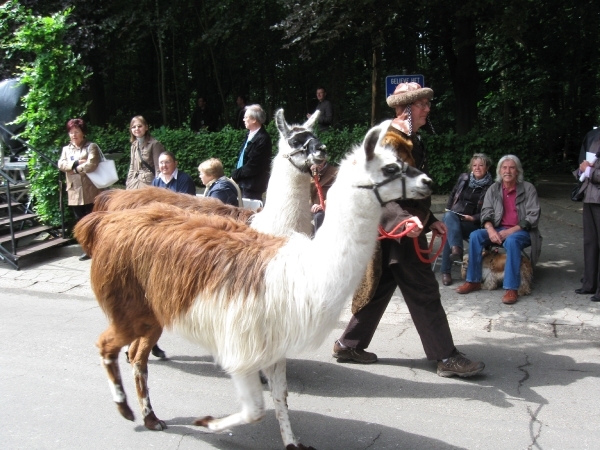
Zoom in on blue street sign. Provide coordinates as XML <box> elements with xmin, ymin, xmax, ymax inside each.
<box><xmin>385</xmin><ymin>74</ymin><xmax>425</xmax><ymax>98</ymax></box>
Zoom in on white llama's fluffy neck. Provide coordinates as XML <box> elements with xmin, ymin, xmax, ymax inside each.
<box><xmin>262</xmin><ymin>157</ymin><xmax>384</xmax><ymax>356</ymax></box>
<box><xmin>250</xmin><ymin>148</ymin><xmax>313</xmax><ymax>236</ymax></box>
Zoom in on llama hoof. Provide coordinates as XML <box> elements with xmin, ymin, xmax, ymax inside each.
<box><xmin>193</xmin><ymin>416</ymin><xmax>215</xmax><ymax>427</ymax></box>
<box><xmin>144</xmin><ymin>412</ymin><xmax>167</xmax><ymax>430</ymax></box>
<box><xmin>286</xmin><ymin>444</ymin><xmax>317</xmax><ymax>450</ymax></box>
<box><xmin>116</xmin><ymin>402</ymin><xmax>135</xmax><ymax>421</ymax></box>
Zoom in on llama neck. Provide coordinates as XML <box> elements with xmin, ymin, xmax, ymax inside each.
<box><xmin>250</xmin><ymin>153</ymin><xmax>312</xmax><ymax>236</ymax></box>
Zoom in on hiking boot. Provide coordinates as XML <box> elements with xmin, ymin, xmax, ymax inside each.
<box><xmin>437</xmin><ymin>351</ymin><xmax>485</xmax><ymax>378</ymax></box>
<box><xmin>502</xmin><ymin>289</ymin><xmax>518</xmax><ymax>304</ymax></box>
<box><xmin>456</xmin><ymin>282</ymin><xmax>481</xmax><ymax>294</ymax></box>
<box><xmin>151</xmin><ymin>344</ymin><xmax>167</xmax><ymax>359</ymax></box>
<box><xmin>332</xmin><ymin>340</ymin><xmax>377</xmax><ymax>364</ymax></box>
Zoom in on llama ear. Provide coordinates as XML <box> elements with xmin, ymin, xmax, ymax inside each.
<box><xmin>302</xmin><ymin>110</ymin><xmax>320</xmax><ymax>130</ymax></box>
<box><xmin>363</xmin><ymin>126</ymin><xmax>381</xmax><ymax>162</ymax></box>
<box><xmin>275</xmin><ymin>109</ymin><xmax>292</xmax><ymax>137</ymax></box>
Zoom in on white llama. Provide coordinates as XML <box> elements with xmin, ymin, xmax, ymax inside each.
<box><xmin>74</xmin><ymin>123</ymin><xmax>432</xmax><ymax>449</ymax></box>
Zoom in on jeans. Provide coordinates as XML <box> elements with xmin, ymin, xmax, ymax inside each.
<box><xmin>466</xmin><ymin>228</ymin><xmax>531</xmax><ymax>290</ymax></box>
<box><xmin>440</xmin><ymin>212</ymin><xmax>478</xmax><ymax>273</ymax></box>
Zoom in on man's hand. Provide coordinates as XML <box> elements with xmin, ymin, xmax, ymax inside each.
<box><xmin>429</xmin><ymin>221</ymin><xmax>447</xmax><ymax>234</ymax></box>
<box><xmin>311</xmin><ymin>204</ymin><xmax>323</xmax><ymax>213</ymax></box>
<box><xmin>462</xmin><ymin>214</ymin><xmax>475</xmax><ymax>222</ymax></box>
<box><xmin>405</xmin><ymin>216</ymin><xmax>424</xmax><ymax>238</ymax></box>
<box><xmin>580</xmin><ymin>160</ymin><xmax>592</xmax><ymax>173</ymax></box>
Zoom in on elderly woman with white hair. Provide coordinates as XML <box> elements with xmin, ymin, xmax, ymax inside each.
<box><xmin>456</xmin><ymin>155</ymin><xmax>542</xmax><ymax>304</ymax></box>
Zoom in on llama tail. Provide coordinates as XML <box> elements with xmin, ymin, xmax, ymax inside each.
<box><xmin>73</xmin><ymin>211</ymin><xmax>106</xmax><ymax>257</ymax></box>
<box><xmin>92</xmin><ymin>189</ymin><xmax>116</xmax><ymax>212</ymax></box>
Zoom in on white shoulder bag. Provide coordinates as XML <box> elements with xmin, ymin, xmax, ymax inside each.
<box><xmin>86</xmin><ymin>144</ymin><xmax>119</xmax><ymax>189</ymax></box>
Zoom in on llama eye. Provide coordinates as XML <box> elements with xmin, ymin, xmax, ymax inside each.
<box><xmin>383</xmin><ymin>164</ymin><xmax>400</xmax><ymax>175</ymax></box>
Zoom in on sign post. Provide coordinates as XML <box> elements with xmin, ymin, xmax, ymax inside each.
<box><xmin>385</xmin><ymin>74</ymin><xmax>425</xmax><ymax>98</ymax></box>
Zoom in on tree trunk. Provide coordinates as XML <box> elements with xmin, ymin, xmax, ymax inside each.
<box><xmin>442</xmin><ymin>14</ymin><xmax>479</xmax><ymax>135</ymax></box>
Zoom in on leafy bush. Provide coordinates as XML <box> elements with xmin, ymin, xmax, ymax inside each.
<box><xmin>424</xmin><ymin>129</ymin><xmax>540</xmax><ymax>194</ymax></box>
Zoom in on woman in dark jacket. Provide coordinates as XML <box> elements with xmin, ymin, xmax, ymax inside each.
<box><xmin>440</xmin><ymin>153</ymin><xmax>493</xmax><ymax>285</ymax></box>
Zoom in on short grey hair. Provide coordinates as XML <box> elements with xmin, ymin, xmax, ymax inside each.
<box><xmin>495</xmin><ymin>154</ymin><xmax>524</xmax><ymax>183</ymax></box>
<box><xmin>244</xmin><ymin>104</ymin><xmax>266</xmax><ymax>125</ymax></box>
<box><xmin>469</xmin><ymin>153</ymin><xmax>493</xmax><ymax>172</ymax></box>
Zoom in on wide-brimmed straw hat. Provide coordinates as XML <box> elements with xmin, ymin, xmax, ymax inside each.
<box><xmin>386</xmin><ymin>82</ymin><xmax>433</xmax><ymax>108</ymax></box>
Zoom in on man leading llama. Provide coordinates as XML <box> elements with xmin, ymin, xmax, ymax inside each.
<box><xmin>333</xmin><ymin>82</ymin><xmax>485</xmax><ymax>378</ymax></box>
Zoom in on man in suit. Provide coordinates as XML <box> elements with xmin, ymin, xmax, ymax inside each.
<box><xmin>231</xmin><ymin>104</ymin><xmax>272</xmax><ymax>201</ymax></box>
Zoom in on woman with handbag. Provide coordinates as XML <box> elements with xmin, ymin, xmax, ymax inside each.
<box><xmin>58</xmin><ymin>118</ymin><xmax>102</xmax><ymax>261</ymax></box>
<box><xmin>573</xmin><ymin>128</ymin><xmax>600</xmax><ymax>301</ymax></box>
<box><xmin>439</xmin><ymin>153</ymin><xmax>494</xmax><ymax>285</ymax></box>
<box><xmin>125</xmin><ymin>115</ymin><xmax>165</xmax><ymax>190</ymax></box>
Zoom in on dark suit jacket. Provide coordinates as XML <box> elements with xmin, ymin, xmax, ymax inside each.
<box><xmin>231</xmin><ymin>126</ymin><xmax>272</xmax><ymax>195</ymax></box>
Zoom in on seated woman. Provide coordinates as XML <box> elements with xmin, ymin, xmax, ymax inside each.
<box><xmin>151</xmin><ymin>151</ymin><xmax>196</xmax><ymax>195</ymax></box>
<box><xmin>440</xmin><ymin>153</ymin><xmax>494</xmax><ymax>286</ymax></box>
<box><xmin>198</xmin><ymin>158</ymin><xmax>240</xmax><ymax>206</ymax></box>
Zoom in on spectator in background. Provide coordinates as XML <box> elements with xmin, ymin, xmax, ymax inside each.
<box><xmin>151</xmin><ymin>151</ymin><xmax>196</xmax><ymax>195</ymax></box>
<box><xmin>58</xmin><ymin>118</ymin><xmax>102</xmax><ymax>261</ymax></box>
<box><xmin>310</xmin><ymin>160</ymin><xmax>338</xmax><ymax>235</ymax></box>
<box><xmin>199</xmin><ymin>158</ymin><xmax>240</xmax><ymax>206</ymax></box>
<box><xmin>439</xmin><ymin>153</ymin><xmax>494</xmax><ymax>286</ymax></box>
<box><xmin>456</xmin><ymin>155</ymin><xmax>541</xmax><ymax>305</ymax></box>
<box><xmin>573</xmin><ymin>127</ymin><xmax>600</xmax><ymax>301</ymax></box>
<box><xmin>235</xmin><ymin>95</ymin><xmax>247</xmax><ymax>130</ymax></box>
<box><xmin>126</xmin><ymin>115</ymin><xmax>164</xmax><ymax>190</ymax></box>
<box><xmin>231</xmin><ymin>104</ymin><xmax>272</xmax><ymax>201</ymax></box>
<box><xmin>191</xmin><ymin>96</ymin><xmax>218</xmax><ymax>132</ymax></box>
<box><xmin>307</xmin><ymin>87</ymin><xmax>333</xmax><ymax>132</ymax></box>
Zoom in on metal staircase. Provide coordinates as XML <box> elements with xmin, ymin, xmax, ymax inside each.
<box><xmin>0</xmin><ymin>126</ymin><xmax>70</xmax><ymax>270</ymax></box>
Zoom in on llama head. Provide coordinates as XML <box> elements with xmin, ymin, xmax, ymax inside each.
<box><xmin>341</xmin><ymin>125</ymin><xmax>433</xmax><ymax>205</ymax></box>
<box><xmin>274</xmin><ymin>108</ymin><xmax>327</xmax><ymax>173</ymax></box>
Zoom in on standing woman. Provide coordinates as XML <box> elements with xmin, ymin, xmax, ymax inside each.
<box><xmin>125</xmin><ymin>115</ymin><xmax>164</xmax><ymax>190</ymax></box>
<box><xmin>440</xmin><ymin>153</ymin><xmax>494</xmax><ymax>286</ymax></box>
<box><xmin>574</xmin><ymin>128</ymin><xmax>600</xmax><ymax>301</ymax></box>
<box><xmin>58</xmin><ymin>118</ymin><xmax>101</xmax><ymax>261</ymax></box>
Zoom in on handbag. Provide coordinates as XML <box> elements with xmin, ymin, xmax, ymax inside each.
<box><xmin>571</xmin><ymin>181</ymin><xmax>585</xmax><ymax>202</ymax></box>
<box><xmin>86</xmin><ymin>145</ymin><xmax>119</xmax><ymax>189</ymax></box>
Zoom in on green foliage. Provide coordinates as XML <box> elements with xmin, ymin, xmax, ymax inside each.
<box><xmin>1</xmin><ymin>1</ymin><xmax>89</xmax><ymax>226</ymax></box>
<box><xmin>87</xmin><ymin>123</ymin><xmax>370</xmax><ymax>186</ymax></box>
<box><xmin>424</xmin><ymin>129</ymin><xmax>540</xmax><ymax>194</ymax></box>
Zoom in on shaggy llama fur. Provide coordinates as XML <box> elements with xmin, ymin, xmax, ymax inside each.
<box><xmin>461</xmin><ymin>250</ymin><xmax>533</xmax><ymax>296</ymax></box>
<box><xmin>75</xmin><ymin>124</ymin><xmax>432</xmax><ymax>449</ymax></box>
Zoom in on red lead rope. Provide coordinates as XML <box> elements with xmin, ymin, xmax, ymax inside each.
<box><xmin>377</xmin><ymin>218</ymin><xmax>447</xmax><ymax>264</ymax></box>
<box><xmin>313</xmin><ymin>173</ymin><xmax>326</xmax><ymax>211</ymax></box>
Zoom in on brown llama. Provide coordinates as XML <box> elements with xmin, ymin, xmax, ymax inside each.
<box><xmin>75</xmin><ymin>124</ymin><xmax>432</xmax><ymax>449</ymax></box>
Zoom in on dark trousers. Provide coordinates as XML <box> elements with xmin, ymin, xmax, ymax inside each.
<box><xmin>582</xmin><ymin>203</ymin><xmax>600</xmax><ymax>295</ymax></box>
<box><xmin>339</xmin><ymin>236</ymin><xmax>456</xmax><ymax>361</ymax></box>
<box><xmin>71</xmin><ymin>203</ymin><xmax>94</xmax><ymax>221</ymax></box>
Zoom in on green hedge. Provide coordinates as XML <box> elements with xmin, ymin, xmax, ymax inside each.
<box><xmin>88</xmin><ymin>123</ymin><xmax>371</xmax><ymax>186</ymax></box>
<box><xmin>88</xmin><ymin>123</ymin><xmax>541</xmax><ymax>195</ymax></box>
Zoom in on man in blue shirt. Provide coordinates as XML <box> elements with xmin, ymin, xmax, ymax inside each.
<box><xmin>151</xmin><ymin>151</ymin><xmax>196</xmax><ymax>195</ymax></box>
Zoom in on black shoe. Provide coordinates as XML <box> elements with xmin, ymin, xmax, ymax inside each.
<box><xmin>575</xmin><ymin>288</ymin><xmax>594</xmax><ymax>294</ymax></box>
<box><xmin>437</xmin><ymin>350</ymin><xmax>484</xmax><ymax>378</ymax></box>
<box><xmin>449</xmin><ymin>246</ymin><xmax>463</xmax><ymax>262</ymax></box>
<box><xmin>151</xmin><ymin>344</ymin><xmax>167</xmax><ymax>359</ymax></box>
<box><xmin>79</xmin><ymin>253</ymin><xmax>91</xmax><ymax>261</ymax></box>
<box><xmin>332</xmin><ymin>340</ymin><xmax>377</xmax><ymax>363</ymax></box>
<box><xmin>590</xmin><ymin>296</ymin><xmax>600</xmax><ymax>302</ymax></box>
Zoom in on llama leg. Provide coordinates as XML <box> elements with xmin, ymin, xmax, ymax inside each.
<box><xmin>130</xmin><ymin>330</ymin><xmax>166</xmax><ymax>431</ymax></box>
<box><xmin>262</xmin><ymin>359</ymin><xmax>316</xmax><ymax>450</ymax></box>
<box><xmin>194</xmin><ymin>371</ymin><xmax>265</xmax><ymax>431</ymax></box>
<box><xmin>97</xmin><ymin>327</ymin><xmax>135</xmax><ymax>421</ymax></box>
<box><xmin>127</xmin><ymin>338</ymin><xmax>140</xmax><ymax>363</ymax></box>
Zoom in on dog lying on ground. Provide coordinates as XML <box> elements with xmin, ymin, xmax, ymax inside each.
<box><xmin>461</xmin><ymin>248</ymin><xmax>533</xmax><ymax>296</ymax></box>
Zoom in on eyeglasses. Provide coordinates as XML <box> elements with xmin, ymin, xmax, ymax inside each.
<box><xmin>412</xmin><ymin>101</ymin><xmax>431</xmax><ymax>110</ymax></box>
